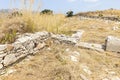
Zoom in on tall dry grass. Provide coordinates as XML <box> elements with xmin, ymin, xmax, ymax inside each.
<box><xmin>21</xmin><ymin>12</ymin><xmax>66</xmax><ymax>34</ymax></box>
<box><xmin>8</xmin><ymin>0</ymin><xmax>71</xmax><ymax>34</ymax></box>
<box><xmin>0</xmin><ymin>0</ymin><xmax>75</xmax><ymax>43</ymax></box>
<box><xmin>0</xmin><ymin>0</ymin><xmax>72</xmax><ymax>43</ymax></box>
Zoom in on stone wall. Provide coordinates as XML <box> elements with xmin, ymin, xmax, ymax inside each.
<box><xmin>0</xmin><ymin>30</ymin><xmax>84</xmax><ymax>69</ymax></box>
<box><xmin>0</xmin><ymin>31</ymin><xmax>50</xmax><ymax>69</ymax></box>
<box><xmin>79</xmin><ymin>15</ymin><xmax>120</xmax><ymax>22</ymax></box>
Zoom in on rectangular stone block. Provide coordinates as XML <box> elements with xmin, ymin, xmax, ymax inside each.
<box><xmin>76</xmin><ymin>42</ymin><xmax>104</xmax><ymax>52</ymax></box>
<box><xmin>105</xmin><ymin>36</ymin><xmax>120</xmax><ymax>52</ymax></box>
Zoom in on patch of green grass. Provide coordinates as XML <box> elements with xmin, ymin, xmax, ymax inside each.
<box><xmin>1</xmin><ymin>30</ymin><xmax>17</xmax><ymax>44</ymax></box>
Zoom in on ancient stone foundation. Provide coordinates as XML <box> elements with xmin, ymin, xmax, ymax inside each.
<box><xmin>0</xmin><ymin>30</ymin><xmax>84</xmax><ymax>69</ymax></box>
<box><xmin>0</xmin><ymin>31</ymin><xmax>50</xmax><ymax>69</ymax></box>
<box><xmin>0</xmin><ymin>30</ymin><xmax>120</xmax><ymax>70</ymax></box>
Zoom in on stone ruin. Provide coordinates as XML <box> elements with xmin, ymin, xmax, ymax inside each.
<box><xmin>105</xmin><ymin>36</ymin><xmax>120</xmax><ymax>53</ymax></box>
<box><xmin>79</xmin><ymin>15</ymin><xmax>120</xmax><ymax>22</ymax></box>
<box><xmin>0</xmin><ymin>30</ymin><xmax>84</xmax><ymax>69</ymax></box>
<box><xmin>0</xmin><ymin>30</ymin><xmax>119</xmax><ymax>70</ymax></box>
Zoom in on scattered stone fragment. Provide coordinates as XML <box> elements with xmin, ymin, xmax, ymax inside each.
<box><xmin>68</xmin><ymin>51</ymin><xmax>80</xmax><ymax>62</ymax></box>
<box><xmin>70</xmin><ymin>55</ymin><xmax>78</xmax><ymax>62</ymax></box>
<box><xmin>80</xmin><ymin>74</ymin><xmax>88</xmax><ymax>80</ymax></box>
<box><xmin>105</xmin><ymin>36</ymin><xmax>120</xmax><ymax>52</ymax></box>
<box><xmin>112</xmin><ymin>26</ymin><xmax>119</xmax><ymax>30</ymax></box>
<box><xmin>65</xmin><ymin>48</ymin><xmax>70</xmax><ymax>52</ymax></box>
<box><xmin>81</xmin><ymin>65</ymin><xmax>92</xmax><ymax>75</ymax></box>
<box><xmin>47</xmin><ymin>47</ymin><xmax>51</xmax><ymax>51</ymax></box>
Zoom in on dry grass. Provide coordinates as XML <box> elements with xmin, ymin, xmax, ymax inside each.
<box><xmin>0</xmin><ymin>11</ymin><xmax>71</xmax><ymax>43</ymax></box>
<box><xmin>61</xmin><ymin>16</ymin><xmax>120</xmax><ymax>44</ymax></box>
<box><xmin>1</xmin><ymin>10</ymin><xmax>120</xmax><ymax>44</ymax></box>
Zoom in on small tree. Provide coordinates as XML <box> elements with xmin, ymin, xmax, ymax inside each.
<box><xmin>40</xmin><ymin>9</ymin><xmax>53</xmax><ymax>15</ymax></box>
<box><xmin>66</xmin><ymin>11</ymin><xmax>73</xmax><ymax>17</ymax></box>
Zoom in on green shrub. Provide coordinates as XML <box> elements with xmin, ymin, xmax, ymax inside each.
<box><xmin>66</xmin><ymin>11</ymin><xmax>73</xmax><ymax>17</ymax></box>
<box><xmin>98</xmin><ymin>14</ymin><xmax>103</xmax><ymax>17</ymax></box>
<box><xmin>40</xmin><ymin>9</ymin><xmax>53</xmax><ymax>15</ymax></box>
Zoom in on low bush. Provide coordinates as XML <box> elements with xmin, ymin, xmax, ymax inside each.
<box><xmin>98</xmin><ymin>13</ymin><xmax>103</xmax><ymax>17</ymax></box>
<box><xmin>40</xmin><ymin>9</ymin><xmax>53</xmax><ymax>15</ymax></box>
<box><xmin>66</xmin><ymin>11</ymin><xmax>73</xmax><ymax>17</ymax></box>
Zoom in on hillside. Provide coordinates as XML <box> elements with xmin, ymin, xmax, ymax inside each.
<box><xmin>75</xmin><ymin>9</ymin><xmax>120</xmax><ymax>17</ymax></box>
<box><xmin>0</xmin><ymin>9</ymin><xmax>120</xmax><ymax>80</ymax></box>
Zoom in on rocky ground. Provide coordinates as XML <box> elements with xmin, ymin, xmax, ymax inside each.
<box><xmin>0</xmin><ymin>16</ymin><xmax>120</xmax><ymax>80</ymax></box>
<box><xmin>0</xmin><ymin>43</ymin><xmax>120</xmax><ymax>80</ymax></box>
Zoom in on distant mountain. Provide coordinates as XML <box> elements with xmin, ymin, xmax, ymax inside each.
<box><xmin>0</xmin><ymin>8</ymin><xmax>20</xmax><ymax>13</ymax></box>
<box><xmin>0</xmin><ymin>9</ymin><xmax>12</xmax><ymax>13</ymax></box>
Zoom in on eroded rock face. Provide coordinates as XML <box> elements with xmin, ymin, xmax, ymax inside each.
<box><xmin>105</xmin><ymin>36</ymin><xmax>120</xmax><ymax>52</ymax></box>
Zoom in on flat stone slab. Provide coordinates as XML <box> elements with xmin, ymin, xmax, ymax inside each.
<box><xmin>105</xmin><ymin>36</ymin><xmax>120</xmax><ymax>52</ymax></box>
<box><xmin>76</xmin><ymin>42</ymin><xmax>104</xmax><ymax>52</ymax></box>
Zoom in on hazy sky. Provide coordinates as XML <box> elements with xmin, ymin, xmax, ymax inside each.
<box><xmin>0</xmin><ymin>0</ymin><xmax>120</xmax><ymax>13</ymax></box>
